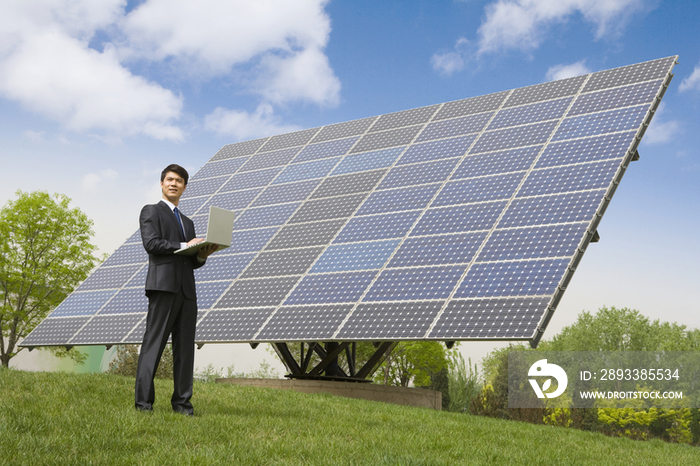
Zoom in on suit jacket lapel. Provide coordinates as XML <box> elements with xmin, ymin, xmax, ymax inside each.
<box><xmin>181</xmin><ymin>213</ymin><xmax>195</xmax><ymax>241</ymax></box>
<box><xmin>158</xmin><ymin>200</ymin><xmax>183</xmax><ymax>240</ymax></box>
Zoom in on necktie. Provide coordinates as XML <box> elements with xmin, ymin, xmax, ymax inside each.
<box><xmin>173</xmin><ymin>207</ymin><xmax>187</xmax><ymax>242</ymax></box>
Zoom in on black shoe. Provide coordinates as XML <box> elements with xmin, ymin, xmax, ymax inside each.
<box><xmin>135</xmin><ymin>405</ymin><xmax>153</xmax><ymax>413</ymax></box>
<box><xmin>173</xmin><ymin>407</ymin><xmax>194</xmax><ymax>416</ymax></box>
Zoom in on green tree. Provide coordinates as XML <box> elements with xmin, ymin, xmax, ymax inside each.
<box><xmin>374</xmin><ymin>341</ymin><xmax>448</xmax><ymax>388</ymax></box>
<box><xmin>0</xmin><ymin>190</ymin><xmax>100</xmax><ymax>367</ymax></box>
<box><xmin>541</xmin><ymin>306</ymin><xmax>689</xmax><ymax>352</ymax></box>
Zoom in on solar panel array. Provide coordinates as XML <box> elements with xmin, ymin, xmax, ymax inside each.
<box><xmin>22</xmin><ymin>56</ymin><xmax>676</xmax><ymax>349</ymax></box>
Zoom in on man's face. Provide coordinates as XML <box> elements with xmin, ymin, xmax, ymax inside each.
<box><xmin>160</xmin><ymin>171</ymin><xmax>186</xmax><ymax>204</ymax></box>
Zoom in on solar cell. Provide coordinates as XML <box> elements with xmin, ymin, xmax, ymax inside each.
<box><xmin>378</xmin><ymin>158</ymin><xmax>461</xmax><ymax>189</ymax></box>
<box><xmin>102</xmin><ymin>243</ymin><xmax>147</xmax><ymax>267</ymax></box>
<box><xmin>388</xmin><ymin>232</ymin><xmax>487</xmax><ymax>267</ymax></box>
<box><xmin>518</xmin><ymin>160</ymin><xmax>621</xmax><ymax>197</ymax></box>
<box><xmin>183</xmin><ymin>175</ymin><xmax>229</xmax><ymax>197</ymax></box>
<box><xmin>21</xmin><ymin>317</ymin><xmax>90</xmax><ymax>346</ymax></box>
<box><xmin>429</xmin><ymin>297</ymin><xmax>548</xmax><ymax>339</ymax></box>
<box><xmin>210</xmin><ymin>138</ymin><xmax>266</xmax><ymax>161</ymax></box>
<box><xmin>477</xmin><ymin>223</ymin><xmax>588</xmax><ymax>261</ymax></box>
<box><xmin>288</xmin><ymin>193</ymin><xmax>367</xmax><ymax>223</ymax></box>
<box><xmin>310</xmin><ymin>116</ymin><xmax>377</xmax><ymax>143</ymax></box>
<box><xmin>471</xmin><ymin>120</ymin><xmax>558</xmax><ymax>154</ymax></box>
<box><xmin>99</xmin><ymin>288</ymin><xmax>147</xmax><ymax>315</ymax></box>
<box><xmin>266</xmin><ymin>219</ymin><xmax>346</xmax><ymax>250</ymax></box>
<box><xmin>535</xmin><ymin>132</ymin><xmax>635</xmax><ymax>168</ymax></box>
<box><xmin>196</xmin><ymin>308</ymin><xmax>274</xmax><ymax>341</ymax></box>
<box><xmin>233</xmin><ymin>202</ymin><xmax>300</xmax><ymax>230</ymax></box>
<box><xmin>334</xmin><ymin>210</ymin><xmax>421</xmax><ymax>243</ymax></box>
<box><xmin>193</xmin><ymin>253</ymin><xmax>255</xmax><ymax>282</ymax></box>
<box><xmin>488</xmin><ymin>97</ymin><xmax>572</xmax><ymax>130</ymax></box>
<box><xmin>70</xmin><ymin>314</ymin><xmax>143</xmax><ymax>345</ymax></box>
<box><xmin>220</xmin><ymin>167</ymin><xmax>281</xmax><ymax>191</ymax></box>
<box><xmin>397</xmin><ymin>135</ymin><xmax>476</xmax><ymax>165</ymax></box>
<box><xmin>369</xmin><ymin>104</ymin><xmax>440</xmax><ymax>132</ymax></box>
<box><xmin>416</xmin><ymin>112</ymin><xmax>493</xmax><ymax>142</ymax></box>
<box><xmin>350</xmin><ymin>125</ymin><xmax>422</xmax><ymax>153</ymax></box>
<box><xmin>23</xmin><ymin>56</ymin><xmax>676</xmax><ymax>350</ymax></box>
<box><xmin>568</xmin><ymin>80</ymin><xmax>663</xmax><ymax>116</ymax></box>
<box><xmin>240</xmin><ymin>147</ymin><xmax>300</xmax><ymax>172</ymax></box>
<box><xmin>178</xmin><ymin>195</ymin><xmax>210</xmax><ymax>216</ymax></box>
<box><xmin>258</xmin><ymin>127</ymin><xmax>318</xmax><ymax>152</ymax></box>
<box><xmin>78</xmin><ymin>265</ymin><xmax>142</xmax><ymax>291</ymax></box>
<box><xmin>552</xmin><ymin>105</ymin><xmax>648</xmax><ymax>141</ymax></box>
<box><xmin>331</xmin><ymin>147</ymin><xmax>404</xmax><ymax>175</ymax></box>
<box><xmin>241</xmin><ymin>247</ymin><xmax>324</xmax><ymax>278</ymax></box>
<box><xmin>190</xmin><ymin>157</ymin><xmax>249</xmax><ymax>181</ymax></box>
<box><xmin>285</xmin><ymin>271</ymin><xmax>377</xmax><ymax>305</ymax></box>
<box><xmin>231</xmin><ymin>227</ymin><xmax>279</xmax><ymax>252</ymax></box>
<box><xmin>433</xmin><ymin>91</ymin><xmax>508</xmax><ymax>120</ymax></box>
<box><xmin>452</xmin><ymin>145</ymin><xmax>542</xmax><ymax>179</ymax></box>
<box><xmin>216</xmin><ymin>276</ymin><xmax>301</xmax><ymax>308</ymax></box>
<box><xmin>365</xmin><ymin>265</ymin><xmax>467</xmax><ymax>301</ymax></box>
<box><xmin>503</xmin><ymin>75</ymin><xmax>586</xmax><ymax>107</ymax></box>
<box><xmin>257</xmin><ymin>305</ymin><xmax>353</xmax><ymax>340</ymax></box>
<box><xmin>337</xmin><ymin>301</ymin><xmax>444</xmax><ymax>339</ymax></box>
<box><xmin>312</xmin><ymin>240</ymin><xmax>400</xmax><ymax>273</ymax></box>
<box><xmin>455</xmin><ymin>259</ymin><xmax>570</xmax><ymax>298</ymax></box>
<box><xmin>411</xmin><ymin>201</ymin><xmax>506</xmax><ymax>236</ymax></box>
<box><xmin>357</xmin><ymin>184</ymin><xmax>441</xmax><ymax>215</ymax></box>
<box><xmin>49</xmin><ymin>290</ymin><xmax>117</xmax><ymax>317</ymax></box>
<box><xmin>252</xmin><ymin>179</ymin><xmax>321</xmax><ymax>207</ymax></box>
<box><xmin>582</xmin><ymin>57</ymin><xmax>675</xmax><ymax>92</ymax></box>
<box><xmin>202</xmin><ymin>188</ymin><xmax>262</xmax><ymax>211</ymax></box>
<box><xmin>273</xmin><ymin>157</ymin><xmax>341</xmax><ymax>184</ymax></box>
<box><xmin>432</xmin><ymin>172</ymin><xmax>525</xmax><ymax>206</ymax></box>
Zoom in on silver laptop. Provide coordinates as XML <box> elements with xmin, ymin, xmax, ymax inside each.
<box><xmin>174</xmin><ymin>206</ymin><xmax>235</xmax><ymax>256</ymax></box>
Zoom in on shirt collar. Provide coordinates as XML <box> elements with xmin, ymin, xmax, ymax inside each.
<box><xmin>161</xmin><ymin>198</ymin><xmax>177</xmax><ymax>212</ymax></box>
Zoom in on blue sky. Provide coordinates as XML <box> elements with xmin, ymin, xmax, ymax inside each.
<box><xmin>2</xmin><ymin>0</ymin><xmax>699</xmax><ymax>370</ymax></box>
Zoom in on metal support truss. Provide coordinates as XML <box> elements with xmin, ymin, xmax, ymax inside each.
<box><xmin>270</xmin><ymin>341</ymin><xmax>397</xmax><ymax>382</ymax></box>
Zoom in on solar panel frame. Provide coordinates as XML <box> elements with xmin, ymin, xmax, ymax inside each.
<box><xmin>21</xmin><ymin>56</ymin><xmax>677</xmax><ymax>350</ymax></box>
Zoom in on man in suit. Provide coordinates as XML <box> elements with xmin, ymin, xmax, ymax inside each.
<box><xmin>135</xmin><ymin>164</ymin><xmax>217</xmax><ymax>415</ymax></box>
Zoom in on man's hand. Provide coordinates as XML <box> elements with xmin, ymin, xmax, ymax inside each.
<box><xmin>197</xmin><ymin>243</ymin><xmax>218</xmax><ymax>260</ymax></box>
<box><xmin>187</xmin><ymin>238</ymin><xmax>205</xmax><ymax>247</ymax></box>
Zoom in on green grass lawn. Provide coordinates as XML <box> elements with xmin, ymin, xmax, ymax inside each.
<box><xmin>1</xmin><ymin>369</ymin><xmax>698</xmax><ymax>465</ymax></box>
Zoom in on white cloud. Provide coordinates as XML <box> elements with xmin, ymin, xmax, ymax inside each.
<box><xmin>0</xmin><ymin>32</ymin><xmax>183</xmax><ymax>140</ymax></box>
<box><xmin>642</xmin><ymin>102</ymin><xmax>681</xmax><ymax>145</ymax></box>
<box><xmin>82</xmin><ymin>169</ymin><xmax>119</xmax><ymax>193</ymax></box>
<box><xmin>477</xmin><ymin>0</ymin><xmax>652</xmax><ymax>56</ymax></box>
<box><xmin>0</xmin><ymin>1</ymin><xmax>183</xmax><ymax>141</ymax></box>
<box><xmin>545</xmin><ymin>60</ymin><xmax>591</xmax><ymax>81</ymax></box>
<box><xmin>431</xmin><ymin>38</ymin><xmax>470</xmax><ymax>76</ymax></box>
<box><xmin>679</xmin><ymin>62</ymin><xmax>700</xmax><ymax>92</ymax></box>
<box><xmin>120</xmin><ymin>0</ymin><xmax>339</xmax><ymax>106</ymax></box>
<box><xmin>0</xmin><ymin>0</ymin><xmax>340</xmax><ymax>141</ymax></box>
<box><xmin>23</xmin><ymin>130</ymin><xmax>45</xmax><ymax>142</ymax></box>
<box><xmin>431</xmin><ymin>51</ymin><xmax>464</xmax><ymax>76</ymax></box>
<box><xmin>204</xmin><ymin>103</ymin><xmax>301</xmax><ymax>141</ymax></box>
<box><xmin>256</xmin><ymin>47</ymin><xmax>340</xmax><ymax>106</ymax></box>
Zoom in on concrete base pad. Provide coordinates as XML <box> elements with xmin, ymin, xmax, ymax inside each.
<box><xmin>216</xmin><ymin>378</ymin><xmax>442</xmax><ymax>410</ymax></box>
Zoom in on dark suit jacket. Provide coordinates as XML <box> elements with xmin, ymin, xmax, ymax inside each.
<box><xmin>139</xmin><ymin>201</ymin><xmax>205</xmax><ymax>300</ymax></box>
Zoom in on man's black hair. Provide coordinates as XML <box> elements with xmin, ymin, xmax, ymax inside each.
<box><xmin>161</xmin><ymin>164</ymin><xmax>189</xmax><ymax>185</ymax></box>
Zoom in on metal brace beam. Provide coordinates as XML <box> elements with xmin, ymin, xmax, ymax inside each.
<box><xmin>272</xmin><ymin>342</ymin><xmax>302</xmax><ymax>375</ymax></box>
<box><xmin>345</xmin><ymin>343</ymin><xmax>356</xmax><ymax>377</ymax></box>
<box><xmin>309</xmin><ymin>342</ymin><xmax>350</xmax><ymax>376</ymax></box>
<box><xmin>356</xmin><ymin>342</ymin><xmax>397</xmax><ymax>380</ymax></box>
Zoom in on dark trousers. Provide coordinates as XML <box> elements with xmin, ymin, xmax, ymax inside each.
<box><xmin>135</xmin><ymin>289</ymin><xmax>197</xmax><ymax>413</ymax></box>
